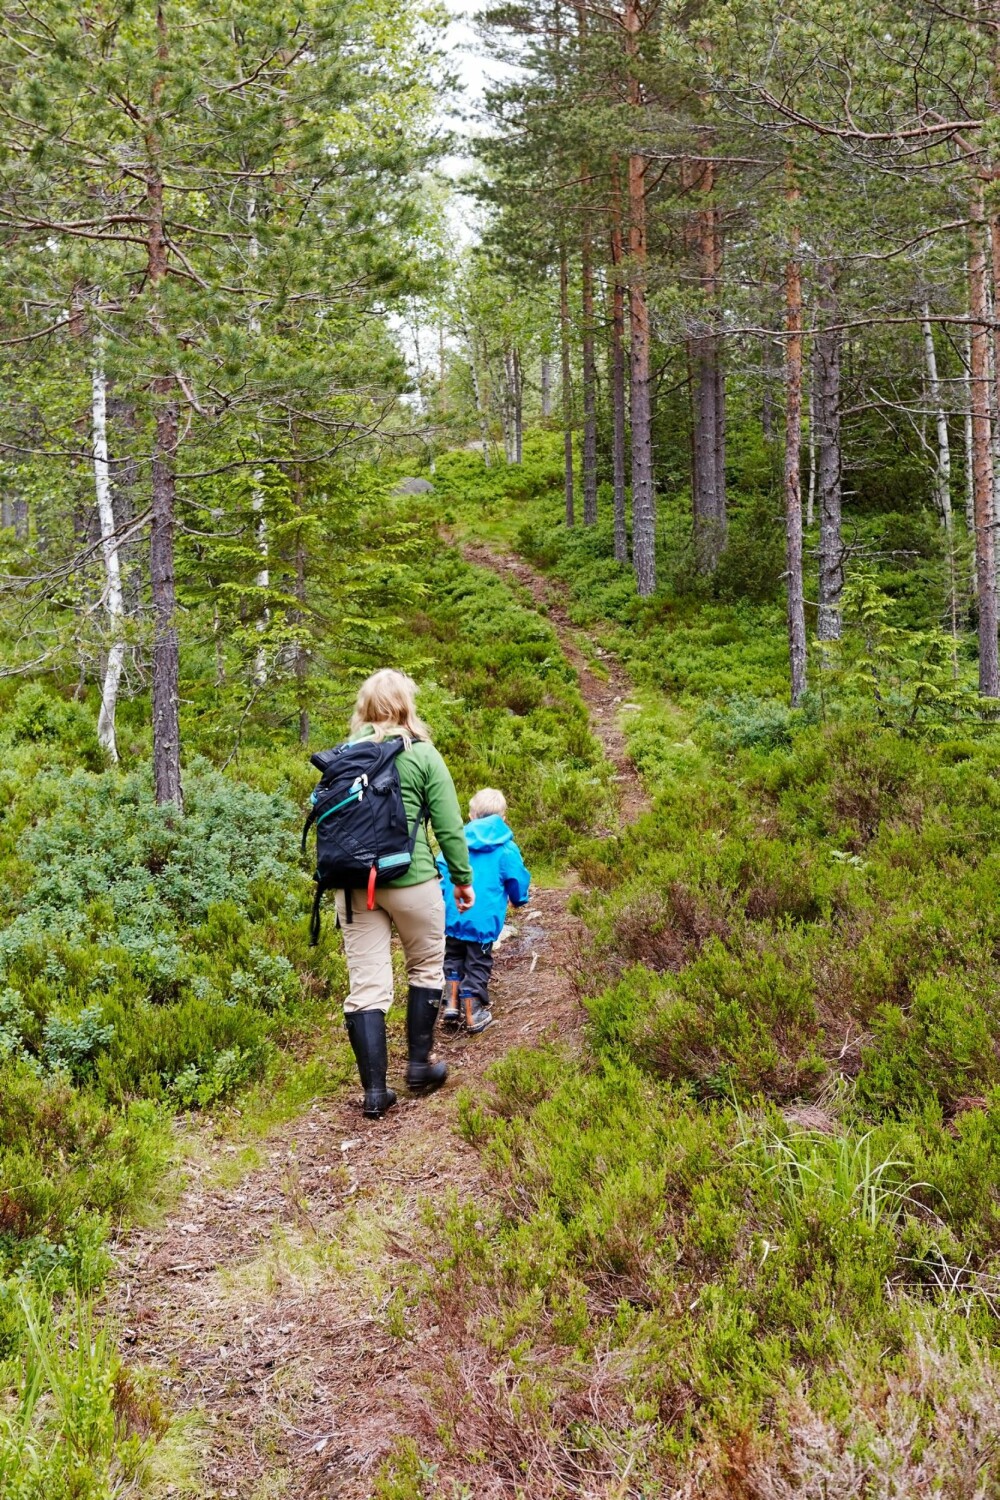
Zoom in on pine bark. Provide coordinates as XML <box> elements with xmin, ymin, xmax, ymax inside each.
<box><xmin>691</xmin><ymin>158</ymin><xmax>726</xmax><ymax>572</ymax></box>
<box><xmin>625</xmin><ymin>0</ymin><xmax>655</xmax><ymax>596</ymax></box>
<box><xmin>560</xmin><ymin>243</ymin><xmax>575</xmax><ymax>526</ymax></box>
<box><xmin>970</xmin><ymin>198</ymin><xmax>999</xmax><ymax>696</ymax></box>
<box><xmin>581</xmin><ymin>224</ymin><xmax>598</xmax><ymax>525</ymax></box>
<box><xmin>965</xmin><ymin>323</ymin><xmax>976</xmax><ymax>534</ymax></box>
<box><xmin>292</xmin><ymin>460</ymin><xmax>309</xmax><ymax>747</ymax></box>
<box><xmin>815</xmin><ymin>264</ymin><xmax>843</xmax><ymax>644</ymax></box>
<box><xmin>783</xmin><ymin>183</ymin><xmax>807</xmax><ymax>705</ymax></box>
<box><xmin>762</xmin><ymin>379</ymin><xmax>774</xmax><ymax>442</ymax></box>
<box><xmin>609</xmin><ymin>159</ymin><xmax>628</xmax><ymax>563</ymax></box>
<box><xmin>147</xmin><ymin>3</ymin><xmax>183</xmax><ymax>808</ymax></box>
<box><xmin>989</xmin><ymin>218</ymin><xmax>1000</xmax><ymax>545</ymax></box>
<box><xmin>248</xmin><ymin>199</ymin><xmax>269</xmax><ymax>689</ymax></box>
<box><xmin>150</xmin><ymin>388</ymin><xmax>182</xmax><ymax>806</ymax></box>
<box><xmin>806</xmin><ymin>382</ymin><xmax>816</xmax><ymax>529</ymax></box>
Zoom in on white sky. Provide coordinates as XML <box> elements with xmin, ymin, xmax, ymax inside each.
<box><xmin>394</xmin><ymin>3</ymin><xmax>515</xmax><ymax>396</ymax></box>
<box><xmin>438</xmin><ymin>1</ymin><xmax>516</xmax><ymax>244</ymax></box>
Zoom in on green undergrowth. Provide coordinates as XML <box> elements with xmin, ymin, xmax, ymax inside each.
<box><xmin>431</xmin><ymin>433</ymin><xmax>977</xmax><ymax>717</ymax></box>
<box><xmin>384</xmin><ymin>454</ymin><xmax>1000</xmax><ymax>1492</ymax></box>
<box><xmin>0</xmin><ymin>524</ymin><xmax>608</xmax><ymax>1492</ymax></box>
<box><xmin>403</xmin><ymin>547</ymin><xmax>611</xmax><ymax>873</ymax></box>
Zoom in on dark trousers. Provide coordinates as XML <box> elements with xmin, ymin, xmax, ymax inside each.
<box><xmin>444</xmin><ymin>936</ymin><xmax>494</xmax><ymax>1004</ymax></box>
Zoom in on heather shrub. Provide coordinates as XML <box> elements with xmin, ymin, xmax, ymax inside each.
<box><xmin>431</xmin><ymin>481</ymin><xmax>1000</xmax><ymax>1490</ymax></box>
<box><xmin>856</xmin><ymin>978</ymin><xmax>1000</xmax><ymax>1117</ymax></box>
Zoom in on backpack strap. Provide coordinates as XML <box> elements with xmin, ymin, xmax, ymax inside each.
<box><xmin>301</xmin><ymin>804</ymin><xmax>318</xmax><ymax>855</ymax></box>
<box><xmin>309</xmin><ymin>875</ymin><xmax>328</xmax><ymax>946</ymax></box>
<box><xmin>408</xmin><ymin>798</ymin><xmax>430</xmax><ymax>853</ymax></box>
<box><xmin>311</xmin><ymin>878</ymin><xmax>356</xmax><ymax>944</ymax></box>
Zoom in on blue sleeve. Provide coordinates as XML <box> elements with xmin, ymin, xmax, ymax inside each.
<box><xmin>435</xmin><ymin>853</ymin><xmax>448</xmax><ymax>886</ymax></box>
<box><xmin>501</xmin><ymin>842</ymin><xmax>531</xmax><ymax>906</ymax></box>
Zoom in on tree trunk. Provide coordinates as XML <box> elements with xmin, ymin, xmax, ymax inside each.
<box><xmin>970</xmin><ymin>197</ymin><xmax>999</xmax><ymax>696</ymax></box>
<box><xmin>581</xmin><ymin>224</ymin><xmax>598</xmax><ymax>525</ymax></box>
<box><xmin>147</xmin><ymin>2</ymin><xmax>183</xmax><ymax>807</ymax></box>
<box><xmin>92</xmin><ymin>349</ymin><xmax>126</xmax><ymax>761</ymax></box>
<box><xmin>989</xmin><ymin>218</ymin><xmax>1000</xmax><ymax>543</ymax></box>
<box><xmin>501</xmin><ymin>348</ymin><xmax>523</xmax><ymax>465</ymax></box>
<box><xmin>921</xmin><ymin>301</ymin><xmax>952</xmax><ymax>532</ymax></box>
<box><xmin>247</xmin><ymin>197</ymin><xmax>270</xmax><ymax>687</ymax></box>
<box><xmin>965</xmin><ymin>322</ymin><xmax>976</xmax><ymax>534</ymax></box>
<box><xmin>691</xmin><ymin>159</ymin><xmax>726</xmax><ymax>572</ymax></box>
<box><xmin>559</xmin><ymin>243</ymin><xmax>575</xmax><ymax>526</ymax></box>
<box><xmin>541</xmin><ymin>355</ymin><xmax>553</xmax><ymax>419</ymax></box>
<box><xmin>714</xmin><ymin>332</ymin><xmax>726</xmax><ymax>522</ymax></box>
<box><xmin>610</xmin><ymin>159</ymin><xmax>628</xmax><ymax>564</ymax></box>
<box><xmin>501</xmin><ymin>350</ymin><xmax>515</xmax><ymax>464</ymax></box>
<box><xmin>107</xmin><ymin>395</ymin><xmax>143</xmax><ymax>613</ymax></box>
<box><xmin>815</xmin><ymin>264</ymin><xmax>843</xmax><ymax>644</ymax></box>
<box><xmin>150</xmin><ymin>390</ymin><xmax>182</xmax><ymax>806</ymax></box>
<box><xmin>625</xmin><ymin>0</ymin><xmax>655</xmax><ymax>596</ymax></box>
<box><xmin>292</xmin><ymin>459</ymin><xmax>310</xmax><ymax>746</ymax></box>
<box><xmin>783</xmin><ymin>182</ymin><xmax>808</xmax><ymax>705</ymax></box>
<box><xmin>692</xmin><ymin>339</ymin><xmax>721</xmax><ymax>571</ymax></box>
<box><xmin>512</xmin><ymin>347</ymin><xmax>523</xmax><ymax>464</ymax></box>
<box><xmin>467</xmin><ymin>328</ymin><xmax>492</xmax><ymax>467</ymax></box>
<box><xmin>438</xmin><ymin>319</ymin><xmax>447</xmax><ymax>415</ymax></box>
<box><xmin>807</xmin><ymin>381</ymin><xmax>816</xmax><ymax>529</ymax></box>
<box><xmin>252</xmin><ymin>472</ymin><xmax>269</xmax><ymax>686</ymax></box>
<box><xmin>13</xmin><ymin>499</ymin><xmax>27</xmax><ymax>540</ymax></box>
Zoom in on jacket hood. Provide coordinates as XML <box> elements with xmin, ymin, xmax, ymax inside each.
<box><xmin>465</xmin><ymin>814</ymin><xmax>513</xmax><ymax>851</ymax></box>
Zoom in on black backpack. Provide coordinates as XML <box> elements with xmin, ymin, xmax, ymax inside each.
<box><xmin>301</xmin><ymin>737</ymin><xmax>427</xmax><ymax>944</ymax></box>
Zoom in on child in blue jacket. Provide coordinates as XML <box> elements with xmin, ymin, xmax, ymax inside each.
<box><xmin>436</xmin><ymin>787</ymin><xmax>531</xmax><ymax>1034</ymax></box>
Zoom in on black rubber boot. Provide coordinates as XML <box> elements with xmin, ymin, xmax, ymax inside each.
<box><xmin>405</xmin><ymin>985</ymin><xmax>448</xmax><ymax>1093</ymax></box>
<box><xmin>345</xmin><ymin>1010</ymin><xmax>397</xmax><ymax>1119</ymax></box>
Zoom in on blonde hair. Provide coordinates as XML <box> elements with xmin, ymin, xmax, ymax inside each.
<box><xmin>469</xmin><ymin>787</ymin><xmax>507</xmax><ymax>820</ymax></box>
<box><xmin>350</xmin><ymin>669</ymin><xmax>430</xmax><ymax>743</ymax></box>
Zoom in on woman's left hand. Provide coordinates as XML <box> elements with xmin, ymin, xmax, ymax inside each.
<box><xmin>453</xmin><ymin>883</ymin><xmax>475</xmax><ymax>912</ymax></box>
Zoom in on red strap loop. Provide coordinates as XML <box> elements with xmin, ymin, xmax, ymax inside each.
<box><xmin>367</xmin><ymin>865</ymin><xmax>377</xmax><ymax>910</ymax></box>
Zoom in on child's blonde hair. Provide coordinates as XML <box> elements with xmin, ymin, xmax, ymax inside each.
<box><xmin>350</xmin><ymin>669</ymin><xmax>430</xmax><ymax>744</ymax></box>
<box><xmin>469</xmin><ymin>787</ymin><xmax>507</xmax><ymax>820</ymax></box>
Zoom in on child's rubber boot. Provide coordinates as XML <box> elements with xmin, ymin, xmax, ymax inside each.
<box><xmin>405</xmin><ymin>985</ymin><xmax>449</xmax><ymax>1093</ymax></box>
<box><xmin>442</xmin><ymin>977</ymin><xmax>461</xmax><ymax>1027</ymax></box>
<box><xmin>345</xmin><ymin>1010</ymin><xmax>397</xmax><ymax>1119</ymax></box>
<box><xmin>462</xmin><ymin>990</ymin><xmax>493</xmax><ymax>1035</ymax></box>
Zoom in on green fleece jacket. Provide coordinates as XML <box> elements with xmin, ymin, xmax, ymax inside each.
<box><xmin>351</xmin><ymin>729</ymin><xmax>472</xmax><ymax>888</ymax></box>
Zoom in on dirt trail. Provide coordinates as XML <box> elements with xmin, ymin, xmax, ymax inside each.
<box><xmin>462</xmin><ymin>542</ymin><xmax>649</xmax><ymax>827</ymax></box>
<box><xmin>109</xmin><ymin>546</ymin><xmax>647</xmax><ymax>1499</ymax></box>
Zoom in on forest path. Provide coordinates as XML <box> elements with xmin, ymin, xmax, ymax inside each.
<box><xmin>109</xmin><ymin>544</ymin><xmax>647</xmax><ymax>1500</ymax></box>
<box><xmin>460</xmin><ymin>542</ymin><xmax>649</xmax><ymax>827</ymax></box>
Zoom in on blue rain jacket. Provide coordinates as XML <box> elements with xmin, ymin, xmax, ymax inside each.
<box><xmin>437</xmin><ymin>815</ymin><xmax>531</xmax><ymax>944</ymax></box>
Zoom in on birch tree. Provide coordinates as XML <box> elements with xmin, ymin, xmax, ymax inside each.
<box><xmin>0</xmin><ymin>0</ymin><xmax>440</xmax><ymax>795</ymax></box>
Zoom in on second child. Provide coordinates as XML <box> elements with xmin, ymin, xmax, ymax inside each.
<box><xmin>437</xmin><ymin>788</ymin><xmax>531</xmax><ymax>1033</ymax></box>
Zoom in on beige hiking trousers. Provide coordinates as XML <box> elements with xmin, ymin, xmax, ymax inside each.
<box><xmin>335</xmin><ymin>878</ymin><xmax>445</xmax><ymax>1014</ymax></box>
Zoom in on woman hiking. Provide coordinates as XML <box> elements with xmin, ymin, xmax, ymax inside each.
<box><xmin>334</xmin><ymin>670</ymin><xmax>474</xmax><ymax>1119</ymax></box>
